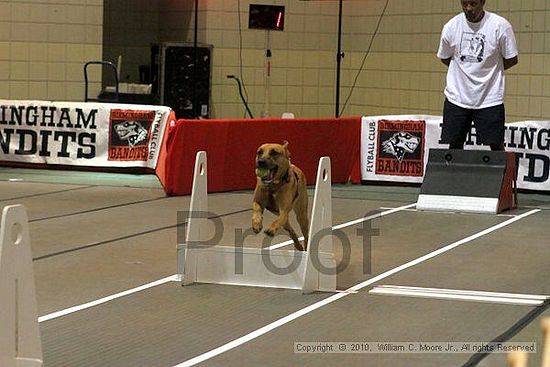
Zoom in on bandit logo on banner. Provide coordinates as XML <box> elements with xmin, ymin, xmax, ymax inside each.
<box><xmin>108</xmin><ymin>110</ymin><xmax>155</xmax><ymax>161</ymax></box>
<box><xmin>376</xmin><ymin>120</ymin><xmax>426</xmax><ymax>176</ymax></box>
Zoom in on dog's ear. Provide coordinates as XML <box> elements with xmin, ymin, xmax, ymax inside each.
<box><xmin>282</xmin><ymin>140</ymin><xmax>290</xmax><ymax>158</ymax></box>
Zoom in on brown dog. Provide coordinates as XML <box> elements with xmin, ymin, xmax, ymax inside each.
<box><xmin>252</xmin><ymin>141</ymin><xmax>309</xmax><ymax>251</ymax></box>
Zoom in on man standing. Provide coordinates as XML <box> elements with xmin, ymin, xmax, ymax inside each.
<box><xmin>437</xmin><ymin>0</ymin><xmax>518</xmax><ymax>151</ymax></box>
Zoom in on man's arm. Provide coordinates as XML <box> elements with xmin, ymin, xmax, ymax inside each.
<box><xmin>503</xmin><ymin>55</ymin><xmax>518</xmax><ymax>70</ymax></box>
<box><xmin>440</xmin><ymin>57</ymin><xmax>451</xmax><ymax>67</ymax></box>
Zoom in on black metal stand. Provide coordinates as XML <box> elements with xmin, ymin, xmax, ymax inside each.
<box><xmin>192</xmin><ymin>0</ymin><xmax>199</xmax><ymax>118</ymax></box>
<box><xmin>335</xmin><ymin>0</ymin><xmax>344</xmax><ymax>118</ymax></box>
<box><xmin>227</xmin><ymin>75</ymin><xmax>254</xmax><ymax>118</ymax></box>
<box><xmin>84</xmin><ymin>61</ymin><xmax>119</xmax><ymax>103</ymax></box>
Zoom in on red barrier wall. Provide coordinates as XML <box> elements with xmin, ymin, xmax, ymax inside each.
<box><xmin>156</xmin><ymin>117</ymin><xmax>362</xmax><ymax>196</ymax></box>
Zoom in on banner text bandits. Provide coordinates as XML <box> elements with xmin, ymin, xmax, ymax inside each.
<box><xmin>0</xmin><ymin>105</ymin><xmax>97</xmax><ymax>159</ymax></box>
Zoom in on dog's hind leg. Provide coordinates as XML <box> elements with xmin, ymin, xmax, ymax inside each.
<box><xmin>295</xmin><ymin>211</ymin><xmax>309</xmax><ymax>250</ymax></box>
<box><xmin>283</xmin><ymin>222</ymin><xmax>304</xmax><ymax>251</ymax></box>
<box><xmin>294</xmin><ymin>197</ymin><xmax>309</xmax><ymax>250</ymax></box>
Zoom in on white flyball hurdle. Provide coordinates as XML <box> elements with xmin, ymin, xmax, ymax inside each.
<box><xmin>506</xmin><ymin>318</ymin><xmax>550</xmax><ymax>367</ymax></box>
<box><xmin>177</xmin><ymin>151</ymin><xmax>336</xmax><ymax>293</ymax></box>
<box><xmin>0</xmin><ymin>205</ymin><xmax>43</xmax><ymax>367</ymax></box>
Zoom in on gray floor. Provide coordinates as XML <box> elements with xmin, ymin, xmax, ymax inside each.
<box><xmin>0</xmin><ymin>167</ymin><xmax>549</xmax><ymax>367</ymax></box>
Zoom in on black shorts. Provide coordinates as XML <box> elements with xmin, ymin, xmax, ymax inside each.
<box><xmin>441</xmin><ymin>99</ymin><xmax>505</xmax><ymax>145</ymax></box>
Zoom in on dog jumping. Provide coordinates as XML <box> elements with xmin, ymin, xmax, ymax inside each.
<box><xmin>252</xmin><ymin>141</ymin><xmax>309</xmax><ymax>251</ymax></box>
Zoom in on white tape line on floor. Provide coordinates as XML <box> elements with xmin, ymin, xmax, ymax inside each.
<box><xmin>38</xmin><ymin>275</ymin><xmax>179</xmax><ymax>323</ymax></box>
<box><xmin>370</xmin><ymin>285</ymin><xmax>549</xmax><ymax>306</ymax></box>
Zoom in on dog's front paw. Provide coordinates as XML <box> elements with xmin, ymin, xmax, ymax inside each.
<box><xmin>252</xmin><ymin>221</ymin><xmax>263</xmax><ymax>234</ymax></box>
<box><xmin>264</xmin><ymin>228</ymin><xmax>275</xmax><ymax>237</ymax></box>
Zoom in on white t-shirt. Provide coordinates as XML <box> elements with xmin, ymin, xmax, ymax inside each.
<box><xmin>437</xmin><ymin>11</ymin><xmax>518</xmax><ymax>109</ymax></box>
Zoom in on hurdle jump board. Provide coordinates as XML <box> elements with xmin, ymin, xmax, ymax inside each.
<box><xmin>0</xmin><ymin>205</ymin><xmax>43</xmax><ymax>367</ymax></box>
<box><xmin>177</xmin><ymin>151</ymin><xmax>336</xmax><ymax>293</ymax></box>
<box><xmin>417</xmin><ymin>149</ymin><xmax>517</xmax><ymax>214</ymax></box>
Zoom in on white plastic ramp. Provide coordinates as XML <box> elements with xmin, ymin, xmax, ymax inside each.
<box><xmin>178</xmin><ymin>152</ymin><xmax>336</xmax><ymax>293</ymax></box>
<box><xmin>0</xmin><ymin>205</ymin><xmax>43</xmax><ymax>367</ymax></box>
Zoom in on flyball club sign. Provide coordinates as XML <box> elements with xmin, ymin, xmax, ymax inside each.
<box><xmin>375</xmin><ymin>119</ymin><xmax>425</xmax><ymax>177</ymax></box>
<box><xmin>108</xmin><ymin>109</ymin><xmax>156</xmax><ymax>162</ymax></box>
<box><xmin>363</xmin><ymin>117</ymin><xmax>428</xmax><ymax>182</ymax></box>
<box><xmin>0</xmin><ymin>101</ymin><xmax>168</xmax><ymax>168</ymax></box>
<box><xmin>361</xmin><ymin>116</ymin><xmax>550</xmax><ymax>192</ymax></box>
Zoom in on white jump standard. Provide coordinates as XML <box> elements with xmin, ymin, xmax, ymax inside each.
<box><xmin>177</xmin><ymin>151</ymin><xmax>336</xmax><ymax>293</ymax></box>
<box><xmin>0</xmin><ymin>205</ymin><xmax>43</xmax><ymax>367</ymax></box>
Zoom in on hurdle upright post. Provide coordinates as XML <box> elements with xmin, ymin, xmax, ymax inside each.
<box><xmin>0</xmin><ymin>205</ymin><xmax>43</xmax><ymax>367</ymax></box>
<box><xmin>542</xmin><ymin>317</ymin><xmax>550</xmax><ymax>367</ymax></box>
<box><xmin>507</xmin><ymin>351</ymin><xmax>528</xmax><ymax>367</ymax></box>
<box><xmin>302</xmin><ymin>156</ymin><xmax>334</xmax><ymax>294</ymax></box>
<box><xmin>179</xmin><ymin>151</ymin><xmax>208</xmax><ymax>285</ymax></box>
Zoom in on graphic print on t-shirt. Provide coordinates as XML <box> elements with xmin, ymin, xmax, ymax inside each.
<box><xmin>459</xmin><ymin>32</ymin><xmax>485</xmax><ymax>63</ymax></box>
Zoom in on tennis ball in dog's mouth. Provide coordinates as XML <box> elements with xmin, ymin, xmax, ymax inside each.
<box><xmin>256</xmin><ymin>167</ymin><xmax>269</xmax><ymax>178</ymax></box>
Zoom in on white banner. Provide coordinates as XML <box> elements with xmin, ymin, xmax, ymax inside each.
<box><xmin>0</xmin><ymin>100</ymin><xmax>172</xmax><ymax>169</ymax></box>
<box><xmin>361</xmin><ymin>115</ymin><xmax>550</xmax><ymax>192</ymax></box>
